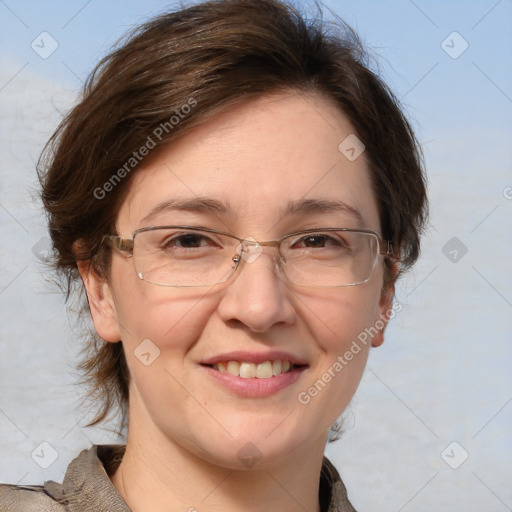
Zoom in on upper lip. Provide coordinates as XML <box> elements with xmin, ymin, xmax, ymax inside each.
<box><xmin>200</xmin><ymin>350</ymin><xmax>309</xmax><ymax>366</ymax></box>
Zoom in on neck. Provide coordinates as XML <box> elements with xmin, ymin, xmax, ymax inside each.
<box><xmin>110</xmin><ymin>405</ymin><xmax>325</xmax><ymax>512</ymax></box>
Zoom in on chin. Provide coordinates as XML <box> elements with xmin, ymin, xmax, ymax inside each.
<box><xmin>178</xmin><ymin>422</ymin><xmax>320</xmax><ymax>471</ymax></box>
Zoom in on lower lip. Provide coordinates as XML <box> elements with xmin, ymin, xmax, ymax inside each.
<box><xmin>201</xmin><ymin>365</ymin><xmax>307</xmax><ymax>398</ymax></box>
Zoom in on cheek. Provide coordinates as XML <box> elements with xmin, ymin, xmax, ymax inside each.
<box><xmin>294</xmin><ymin>283</ymin><xmax>382</xmax><ymax>422</ymax></box>
<box><xmin>113</xmin><ymin>283</ymin><xmax>222</xmax><ymax>419</ymax></box>
<box><xmin>110</xmin><ymin>260</ymin><xmax>219</xmax><ymax>358</ymax></box>
<box><xmin>299</xmin><ymin>282</ymin><xmax>382</xmax><ymax>352</ymax></box>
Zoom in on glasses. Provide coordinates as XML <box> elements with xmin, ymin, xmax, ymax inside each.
<box><xmin>102</xmin><ymin>226</ymin><xmax>393</xmax><ymax>288</ymax></box>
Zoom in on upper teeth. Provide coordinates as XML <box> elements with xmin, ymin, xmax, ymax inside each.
<box><xmin>214</xmin><ymin>360</ymin><xmax>292</xmax><ymax>378</ymax></box>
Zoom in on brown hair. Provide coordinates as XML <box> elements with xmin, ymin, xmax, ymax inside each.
<box><xmin>38</xmin><ymin>0</ymin><xmax>428</xmax><ymax>434</ymax></box>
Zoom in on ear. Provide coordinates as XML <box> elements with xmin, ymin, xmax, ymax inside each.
<box><xmin>371</xmin><ymin>259</ymin><xmax>400</xmax><ymax>348</ymax></box>
<box><xmin>77</xmin><ymin>260</ymin><xmax>121</xmax><ymax>343</ymax></box>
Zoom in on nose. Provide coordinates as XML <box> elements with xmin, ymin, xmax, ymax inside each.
<box><xmin>216</xmin><ymin>243</ymin><xmax>296</xmax><ymax>333</ymax></box>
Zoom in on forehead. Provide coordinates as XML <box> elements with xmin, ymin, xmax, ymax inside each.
<box><xmin>117</xmin><ymin>92</ymin><xmax>380</xmax><ymax>234</ymax></box>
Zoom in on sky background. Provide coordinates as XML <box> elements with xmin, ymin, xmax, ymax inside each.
<box><xmin>1</xmin><ymin>1</ymin><xmax>511</xmax><ymax>511</ymax></box>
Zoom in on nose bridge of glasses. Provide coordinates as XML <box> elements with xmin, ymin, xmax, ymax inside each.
<box><xmin>234</xmin><ymin>237</ymin><xmax>283</xmax><ymax>266</ymax></box>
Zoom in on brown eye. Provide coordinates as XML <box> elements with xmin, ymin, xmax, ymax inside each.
<box><xmin>292</xmin><ymin>234</ymin><xmax>348</xmax><ymax>249</ymax></box>
<box><xmin>302</xmin><ymin>235</ymin><xmax>329</xmax><ymax>248</ymax></box>
<box><xmin>164</xmin><ymin>233</ymin><xmax>211</xmax><ymax>248</ymax></box>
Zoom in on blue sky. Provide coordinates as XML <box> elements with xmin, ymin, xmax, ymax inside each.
<box><xmin>1</xmin><ymin>0</ymin><xmax>511</xmax><ymax>135</ymax></box>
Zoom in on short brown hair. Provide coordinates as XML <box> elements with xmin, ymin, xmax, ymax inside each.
<box><xmin>39</xmin><ymin>0</ymin><xmax>428</xmax><ymax>432</ymax></box>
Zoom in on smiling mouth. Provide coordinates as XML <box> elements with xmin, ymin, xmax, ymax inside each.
<box><xmin>204</xmin><ymin>360</ymin><xmax>304</xmax><ymax>379</ymax></box>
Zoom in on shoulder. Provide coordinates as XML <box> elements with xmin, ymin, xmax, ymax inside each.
<box><xmin>0</xmin><ymin>444</ymin><xmax>128</xmax><ymax>512</ymax></box>
<box><xmin>0</xmin><ymin>481</ymin><xmax>65</xmax><ymax>511</ymax></box>
<box><xmin>321</xmin><ymin>456</ymin><xmax>357</xmax><ymax>512</ymax></box>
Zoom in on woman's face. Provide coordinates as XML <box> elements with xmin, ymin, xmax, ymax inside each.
<box><xmin>86</xmin><ymin>92</ymin><xmax>394</xmax><ymax>469</ymax></box>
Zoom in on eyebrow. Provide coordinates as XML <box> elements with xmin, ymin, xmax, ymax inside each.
<box><xmin>141</xmin><ymin>197</ymin><xmax>230</xmax><ymax>225</ymax></box>
<box><xmin>140</xmin><ymin>196</ymin><xmax>365</xmax><ymax>227</ymax></box>
<box><xmin>280</xmin><ymin>198</ymin><xmax>365</xmax><ymax>226</ymax></box>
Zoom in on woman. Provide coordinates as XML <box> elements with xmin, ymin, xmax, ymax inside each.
<box><xmin>0</xmin><ymin>0</ymin><xmax>427</xmax><ymax>510</ymax></box>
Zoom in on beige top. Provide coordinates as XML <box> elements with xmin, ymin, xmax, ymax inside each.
<box><xmin>0</xmin><ymin>444</ymin><xmax>357</xmax><ymax>511</ymax></box>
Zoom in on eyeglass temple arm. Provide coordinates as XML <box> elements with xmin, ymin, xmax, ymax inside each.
<box><xmin>381</xmin><ymin>240</ymin><xmax>394</xmax><ymax>256</ymax></box>
<box><xmin>102</xmin><ymin>235</ymin><xmax>134</xmax><ymax>252</ymax></box>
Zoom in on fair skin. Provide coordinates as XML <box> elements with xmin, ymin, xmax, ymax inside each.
<box><xmin>79</xmin><ymin>92</ymin><xmax>395</xmax><ymax>512</ymax></box>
